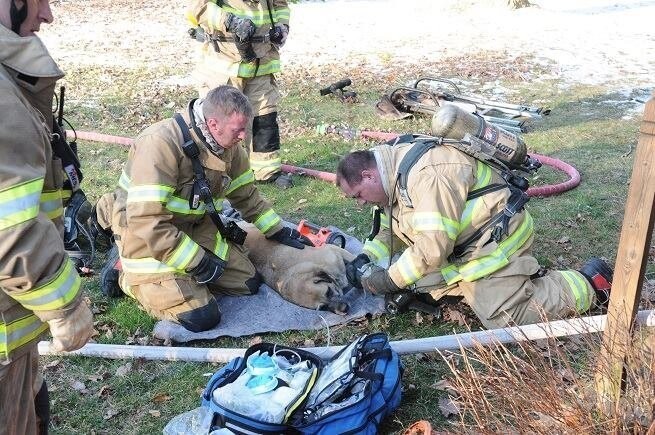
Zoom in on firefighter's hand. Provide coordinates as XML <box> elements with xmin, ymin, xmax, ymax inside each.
<box><xmin>267</xmin><ymin>227</ymin><xmax>313</xmax><ymax>249</ymax></box>
<box><xmin>223</xmin><ymin>13</ymin><xmax>256</xmax><ymax>42</ymax></box>
<box><xmin>188</xmin><ymin>250</ymin><xmax>226</xmax><ymax>285</ymax></box>
<box><xmin>270</xmin><ymin>24</ymin><xmax>289</xmax><ymax>47</ymax></box>
<box><xmin>345</xmin><ymin>253</ymin><xmax>370</xmax><ymax>289</ymax></box>
<box><xmin>361</xmin><ymin>265</ymin><xmax>402</xmax><ymax>295</ymax></box>
<box><xmin>47</xmin><ymin>302</ymin><xmax>94</xmax><ymax>352</ymax></box>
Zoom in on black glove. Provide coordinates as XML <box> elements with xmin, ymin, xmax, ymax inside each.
<box><xmin>267</xmin><ymin>227</ymin><xmax>313</xmax><ymax>249</ymax></box>
<box><xmin>224</xmin><ymin>13</ymin><xmax>257</xmax><ymax>62</ymax></box>
<box><xmin>345</xmin><ymin>253</ymin><xmax>370</xmax><ymax>289</ymax></box>
<box><xmin>361</xmin><ymin>265</ymin><xmax>402</xmax><ymax>295</ymax></box>
<box><xmin>187</xmin><ymin>250</ymin><xmax>226</xmax><ymax>285</ymax></box>
<box><xmin>269</xmin><ymin>24</ymin><xmax>288</xmax><ymax>45</ymax></box>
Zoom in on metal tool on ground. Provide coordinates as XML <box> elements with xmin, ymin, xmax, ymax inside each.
<box><xmin>296</xmin><ymin>220</ymin><xmax>346</xmax><ymax>248</ymax></box>
<box><xmin>319</xmin><ymin>78</ymin><xmax>357</xmax><ymax>103</ymax></box>
<box><xmin>377</xmin><ymin>76</ymin><xmax>550</xmax><ymax>132</ymax></box>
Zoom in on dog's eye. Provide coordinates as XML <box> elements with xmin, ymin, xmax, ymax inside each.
<box><xmin>325</xmin><ymin>288</ymin><xmax>334</xmax><ymax>299</ymax></box>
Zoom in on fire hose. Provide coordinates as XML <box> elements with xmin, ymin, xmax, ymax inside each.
<box><xmin>73</xmin><ymin>129</ymin><xmax>580</xmax><ymax>197</ymax></box>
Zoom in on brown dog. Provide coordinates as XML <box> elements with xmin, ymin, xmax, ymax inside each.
<box><xmin>238</xmin><ymin>222</ymin><xmax>355</xmax><ymax>314</ymax></box>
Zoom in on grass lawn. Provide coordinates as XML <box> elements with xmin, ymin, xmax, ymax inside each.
<box><xmin>41</xmin><ymin>57</ymin><xmax>651</xmax><ymax>434</ymax></box>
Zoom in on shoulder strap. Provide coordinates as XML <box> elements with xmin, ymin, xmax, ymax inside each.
<box><xmin>173</xmin><ymin>113</ymin><xmax>247</xmax><ymax>245</ymax></box>
<box><xmin>397</xmin><ymin>139</ymin><xmax>437</xmax><ymax>208</ymax></box>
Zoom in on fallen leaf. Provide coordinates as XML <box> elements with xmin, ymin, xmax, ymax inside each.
<box><xmin>249</xmin><ymin>336</ymin><xmax>263</xmax><ymax>346</ymax></box>
<box><xmin>87</xmin><ymin>374</ymin><xmax>104</xmax><ymax>382</ymax></box>
<box><xmin>303</xmin><ymin>338</ymin><xmax>315</xmax><ymax>347</ymax></box>
<box><xmin>148</xmin><ymin>410</ymin><xmax>161</xmax><ymax>417</ymax></box>
<box><xmin>115</xmin><ymin>362</ymin><xmax>132</xmax><ymax>377</ymax></box>
<box><xmin>444</xmin><ymin>308</ymin><xmax>468</xmax><ymax>326</ymax></box>
<box><xmin>70</xmin><ymin>380</ymin><xmax>89</xmax><ymax>394</ymax></box>
<box><xmin>438</xmin><ymin>397</ymin><xmax>460</xmax><ymax>417</ymax></box>
<box><xmin>44</xmin><ymin>359</ymin><xmax>61</xmax><ymax>370</ymax></box>
<box><xmin>297</xmin><ymin>198</ymin><xmax>308</xmax><ymax>204</ymax></box>
<box><xmin>152</xmin><ymin>393</ymin><xmax>172</xmax><ymax>403</ymax></box>
<box><xmin>431</xmin><ymin>379</ymin><xmax>458</xmax><ymax>395</ymax></box>
<box><xmin>556</xmin><ymin>236</ymin><xmax>571</xmax><ymax>244</ymax></box>
<box><xmin>103</xmin><ymin>408</ymin><xmax>120</xmax><ymax>420</ymax></box>
<box><xmin>413</xmin><ymin>311</ymin><xmax>424</xmax><ymax>325</ymax></box>
<box><xmin>105</xmin><ymin>329</ymin><xmax>114</xmax><ymax>340</ymax></box>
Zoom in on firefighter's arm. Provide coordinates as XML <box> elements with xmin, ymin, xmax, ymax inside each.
<box><xmin>387</xmin><ymin>165</ymin><xmax>470</xmax><ymax>288</ymax></box>
<box><xmin>272</xmin><ymin>0</ymin><xmax>290</xmax><ymax>27</ymax></box>
<box><xmin>125</xmin><ymin>133</ymin><xmax>204</xmax><ymax>271</ymax></box>
<box><xmin>0</xmin><ymin>93</ymin><xmax>91</xmax><ymax>349</ymax></box>
<box><xmin>224</xmin><ymin>146</ymin><xmax>283</xmax><ymax>236</ymax></box>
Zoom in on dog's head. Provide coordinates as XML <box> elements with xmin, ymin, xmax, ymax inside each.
<box><xmin>278</xmin><ymin>246</ymin><xmax>355</xmax><ymax>315</ymax></box>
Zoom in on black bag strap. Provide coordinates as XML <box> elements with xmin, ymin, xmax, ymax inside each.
<box><xmin>51</xmin><ymin>118</ymin><xmax>83</xmax><ymax>191</ymax></box>
<box><xmin>173</xmin><ymin>113</ymin><xmax>246</xmax><ymax>245</ymax></box>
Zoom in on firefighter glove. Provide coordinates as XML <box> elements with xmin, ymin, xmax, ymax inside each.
<box><xmin>224</xmin><ymin>13</ymin><xmax>256</xmax><ymax>42</ymax></box>
<box><xmin>188</xmin><ymin>250</ymin><xmax>226</xmax><ymax>285</ymax></box>
<box><xmin>269</xmin><ymin>24</ymin><xmax>289</xmax><ymax>47</ymax></box>
<box><xmin>267</xmin><ymin>227</ymin><xmax>313</xmax><ymax>249</ymax></box>
<box><xmin>361</xmin><ymin>265</ymin><xmax>402</xmax><ymax>295</ymax></box>
<box><xmin>345</xmin><ymin>253</ymin><xmax>371</xmax><ymax>289</ymax></box>
<box><xmin>47</xmin><ymin>301</ymin><xmax>94</xmax><ymax>352</ymax></box>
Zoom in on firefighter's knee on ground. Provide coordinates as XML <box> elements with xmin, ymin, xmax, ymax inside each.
<box><xmin>176</xmin><ymin>298</ymin><xmax>221</xmax><ymax>332</ymax></box>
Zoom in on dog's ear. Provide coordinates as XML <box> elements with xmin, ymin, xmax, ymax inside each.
<box><xmin>312</xmin><ymin>270</ymin><xmax>334</xmax><ymax>285</ymax></box>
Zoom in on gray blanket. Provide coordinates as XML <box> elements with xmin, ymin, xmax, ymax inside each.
<box><xmin>153</xmin><ymin>227</ymin><xmax>385</xmax><ymax>343</ymax></box>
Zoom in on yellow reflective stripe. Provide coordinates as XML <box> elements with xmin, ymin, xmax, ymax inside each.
<box><xmin>165</xmin><ymin>235</ymin><xmax>201</xmax><ymax>270</ymax></box>
<box><xmin>250</xmin><ymin>157</ymin><xmax>281</xmax><ymax>171</ymax></box>
<box><xmin>473</xmin><ymin>161</ymin><xmax>492</xmax><ymax>190</ymax></box>
<box><xmin>0</xmin><ymin>178</ymin><xmax>44</xmax><ymax>230</ymax></box>
<box><xmin>273</xmin><ymin>8</ymin><xmax>290</xmax><ymax>21</ymax></box>
<box><xmin>186</xmin><ymin>10</ymin><xmax>199</xmax><ymax>27</ymax></box>
<box><xmin>362</xmin><ymin>239</ymin><xmax>389</xmax><ymax>261</ymax></box>
<box><xmin>380</xmin><ymin>212</ymin><xmax>390</xmax><ymax>229</ymax></box>
<box><xmin>561</xmin><ymin>270</ymin><xmax>592</xmax><ymax>312</ymax></box>
<box><xmin>224</xmin><ymin>170</ymin><xmax>255</xmax><ymax>196</ymax></box>
<box><xmin>166</xmin><ymin>196</ymin><xmax>207</xmax><ymax>215</ymax></box>
<box><xmin>396</xmin><ymin>253</ymin><xmax>422</xmax><ymax>286</ymax></box>
<box><xmin>411</xmin><ymin>212</ymin><xmax>459</xmax><ymax>239</ymax></box>
<box><xmin>214</xmin><ymin>232</ymin><xmax>230</xmax><ymax>260</ymax></box>
<box><xmin>118</xmin><ymin>170</ymin><xmax>131</xmax><ymax>191</ymax></box>
<box><xmin>254</xmin><ymin>209</ymin><xmax>281</xmax><ymax>233</ymax></box>
<box><xmin>459</xmin><ymin>162</ymin><xmax>494</xmax><ymax>233</ymax></box>
<box><xmin>238</xmin><ymin>59</ymin><xmax>281</xmax><ymax>78</ymax></box>
<box><xmin>442</xmin><ymin>213</ymin><xmax>534</xmax><ymax>284</ymax></box>
<box><xmin>40</xmin><ymin>190</ymin><xmax>63</xmax><ymax>220</ymax></box>
<box><xmin>61</xmin><ymin>189</ymin><xmax>72</xmax><ymax>202</ymax></box>
<box><xmin>120</xmin><ymin>256</ymin><xmax>178</xmax><ymax>274</ymax></box>
<box><xmin>0</xmin><ymin>314</ymin><xmax>49</xmax><ymax>359</ymax></box>
<box><xmin>127</xmin><ymin>184</ymin><xmax>174</xmax><ymax>203</ymax></box>
<box><xmin>11</xmin><ymin>259</ymin><xmax>81</xmax><ymax>311</ymax></box>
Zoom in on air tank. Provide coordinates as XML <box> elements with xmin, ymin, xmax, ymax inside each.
<box><xmin>430</xmin><ymin>104</ymin><xmax>528</xmax><ymax>167</ymax></box>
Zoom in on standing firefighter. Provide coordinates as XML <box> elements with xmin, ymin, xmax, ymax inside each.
<box><xmin>338</xmin><ymin>142</ymin><xmax>614</xmax><ymax>328</ymax></box>
<box><xmin>95</xmin><ymin>86</ymin><xmax>309</xmax><ymax>332</ymax></box>
<box><xmin>186</xmin><ymin>0</ymin><xmax>292</xmax><ymax>188</ymax></box>
<box><xmin>0</xmin><ymin>0</ymin><xmax>94</xmax><ymax>433</ymax></box>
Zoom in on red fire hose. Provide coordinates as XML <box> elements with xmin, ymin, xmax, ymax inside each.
<box><xmin>70</xmin><ymin>130</ymin><xmax>580</xmax><ymax>197</ymax></box>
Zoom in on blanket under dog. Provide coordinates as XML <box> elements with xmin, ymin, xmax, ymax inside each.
<box><xmin>153</xmin><ymin>227</ymin><xmax>386</xmax><ymax>343</ymax></box>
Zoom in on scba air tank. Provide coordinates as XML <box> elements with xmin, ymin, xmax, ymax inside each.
<box><xmin>430</xmin><ymin>104</ymin><xmax>528</xmax><ymax>167</ymax></box>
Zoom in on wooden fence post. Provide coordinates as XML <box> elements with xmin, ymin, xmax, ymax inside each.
<box><xmin>595</xmin><ymin>93</ymin><xmax>655</xmax><ymax>398</ymax></box>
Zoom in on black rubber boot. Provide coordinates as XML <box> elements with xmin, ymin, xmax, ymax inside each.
<box><xmin>87</xmin><ymin>205</ymin><xmax>113</xmax><ymax>253</ymax></box>
<box><xmin>579</xmin><ymin>257</ymin><xmax>613</xmax><ymax>307</ymax></box>
<box><xmin>100</xmin><ymin>244</ymin><xmax>123</xmax><ymax>298</ymax></box>
<box><xmin>269</xmin><ymin>172</ymin><xmax>293</xmax><ymax>189</ymax></box>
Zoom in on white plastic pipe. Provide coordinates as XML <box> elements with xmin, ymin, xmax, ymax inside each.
<box><xmin>38</xmin><ymin>309</ymin><xmax>655</xmax><ymax>363</ymax></box>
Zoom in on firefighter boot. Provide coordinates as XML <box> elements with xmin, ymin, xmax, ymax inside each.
<box><xmin>88</xmin><ymin>205</ymin><xmax>113</xmax><ymax>253</ymax></box>
<box><xmin>267</xmin><ymin>172</ymin><xmax>293</xmax><ymax>189</ymax></box>
<box><xmin>100</xmin><ymin>244</ymin><xmax>123</xmax><ymax>298</ymax></box>
<box><xmin>579</xmin><ymin>257</ymin><xmax>613</xmax><ymax>307</ymax></box>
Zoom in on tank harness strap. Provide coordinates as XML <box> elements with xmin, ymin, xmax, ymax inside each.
<box><xmin>173</xmin><ymin>113</ymin><xmax>246</xmax><ymax>246</ymax></box>
<box><xmin>51</xmin><ymin>118</ymin><xmax>83</xmax><ymax>192</ymax></box>
<box><xmin>367</xmin><ymin>207</ymin><xmax>382</xmax><ymax>241</ymax></box>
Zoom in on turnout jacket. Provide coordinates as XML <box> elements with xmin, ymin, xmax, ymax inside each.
<box><xmin>0</xmin><ymin>26</ymin><xmax>84</xmax><ymax>363</ymax></box>
<box><xmin>363</xmin><ymin>142</ymin><xmax>533</xmax><ymax>289</ymax></box>
<box><xmin>114</xmin><ymin>111</ymin><xmax>284</xmax><ymax>285</ymax></box>
<box><xmin>187</xmin><ymin>0</ymin><xmax>290</xmax><ymax>78</ymax></box>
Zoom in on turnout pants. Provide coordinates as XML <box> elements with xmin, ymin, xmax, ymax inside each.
<box><xmin>197</xmin><ymin>74</ymin><xmax>282</xmax><ymax>181</ymax></box>
<box><xmin>0</xmin><ymin>343</ymin><xmax>44</xmax><ymax>435</ymax></box>
<box><xmin>415</xmin><ymin>242</ymin><xmax>596</xmax><ymax>329</ymax></box>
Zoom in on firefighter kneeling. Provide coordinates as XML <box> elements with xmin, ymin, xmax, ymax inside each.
<box><xmin>94</xmin><ymin>86</ymin><xmax>309</xmax><ymax>333</ymax></box>
<box><xmin>339</xmin><ymin>143</ymin><xmax>612</xmax><ymax>328</ymax></box>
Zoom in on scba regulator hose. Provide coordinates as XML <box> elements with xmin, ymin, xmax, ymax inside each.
<box><xmin>71</xmin><ymin>130</ymin><xmax>580</xmax><ymax>197</ymax></box>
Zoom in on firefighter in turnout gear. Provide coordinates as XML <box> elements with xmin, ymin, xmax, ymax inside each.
<box><xmin>337</xmin><ymin>142</ymin><xmax>613</xmax><ymax>329</ymax></box>
<box><xmin>95</xmin><ymin>86</ymin><xmax>309</xmax><ymax>332</ymax></box>
<box><xmin>0</xmin><ymin>0</ymin><xmax>94</xmax><ymax>433</ymax></box>
<box><xmin>186</xmin><ymin>0</ymin><xmax>292</xmax><ymax>188</ymax></box>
